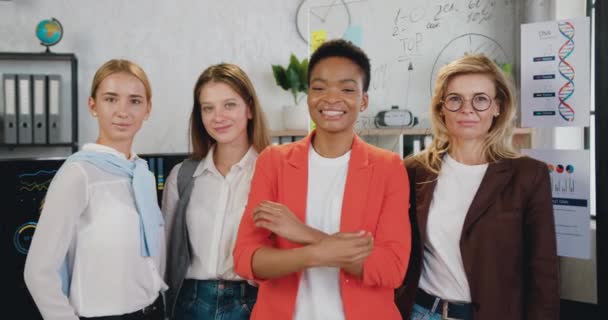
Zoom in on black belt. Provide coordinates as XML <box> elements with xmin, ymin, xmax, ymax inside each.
<box><xmin>80</xmin><ymin>295</ymin><xmax>164</xmax><ymax>320</ymax></box>
<box><xmin>415</xmin><ymin>289</ymin><xmax>474</xmax><ymax>320</ymax></box>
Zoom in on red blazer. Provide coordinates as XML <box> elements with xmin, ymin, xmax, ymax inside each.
<box><xmin>233</xmin><ymin>132</ymin><xmax>411</xmax><ymax>320</ymax></box>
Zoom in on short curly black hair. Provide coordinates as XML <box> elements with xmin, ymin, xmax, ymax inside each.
<box><xmin>308</xmin><ymin>39</ymin><xmax>371</xmax><ymax>92</ymax></box>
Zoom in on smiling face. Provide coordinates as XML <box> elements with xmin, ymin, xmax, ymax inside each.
<box><xmin>88</xmin><ymin>72</ymin><xmax>151</xmax><ymax>147</ymax></box>
<box><xmin>307</xmin><ymin>56</ymin><xmax>369</xmax><ymax>135</ymax></box>
<box><xmin>442</xmin><ymin>73</ymin><xmax>500</xmax><ymax>144</ymax></box>
<box><xmin>199</xmin><ymin>81</ymin><xmax>252</xmax><ymax>147</ymax></box>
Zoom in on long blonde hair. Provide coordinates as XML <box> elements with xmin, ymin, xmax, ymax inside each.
<box><xmin>410</xmin><ymin>54</ymin><xmax>520</xmax><ymax>173</ymax></box>
<box><xmin>189</xmin><ymin>63</ymin><xmax>271</xmax><ymax>160</ymax></box>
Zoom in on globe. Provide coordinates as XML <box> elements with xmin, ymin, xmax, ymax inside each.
<box><xmin>36</xmin><ymin>18</ymin><xmax>63</xmax><ymax>49</ymax></box>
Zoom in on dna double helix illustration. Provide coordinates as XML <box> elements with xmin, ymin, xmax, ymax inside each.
<box><xmin>558</xmin><ymin>21</ymin><xmax>575</xmax><ymax>122</ymax></box>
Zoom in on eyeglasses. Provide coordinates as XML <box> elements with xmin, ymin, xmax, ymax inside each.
<box><xmin>441</xmin><ymin>93</ymin><xmax>494</xmax><ymax>112</ymax></box>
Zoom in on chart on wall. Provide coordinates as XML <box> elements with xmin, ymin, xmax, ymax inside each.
<box><xmin>522</xmin><ymin>149</ymin><xmax>591</xmax><ymax>260</ymax></box>
<box><xmin>301</xmin><ymin>0</ymin><xmax>517</xmax><ymax>128</ymax></box>
<box><xmin>520</xmin><ymin>17</ymin><xmax>591</xmax><ymax>128</ymax></box>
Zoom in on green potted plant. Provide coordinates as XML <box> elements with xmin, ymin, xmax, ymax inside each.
<box><xmin>272</xmin><ymin>54</ymin><xmax>309</xmax><ymax>130</ymax></box>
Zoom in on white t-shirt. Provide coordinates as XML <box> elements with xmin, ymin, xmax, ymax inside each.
<box><xmin>418</xmin><ymin>154</ymin><xmax>488</xmax><ymax>302</ymax></box>
<box><xmin>162</xmin><ymin>146</ymin><xmax>258</xmax><ymax>280</ymax></box>
<box><xmin>24</xmin><ymin>143</ymin><xmax>167</xmax><ymax>319</ymax></box>
<box><xmin>293</xmin><ymin>146</ymin><xmax>350</xmax><ymax>320</ymax></box>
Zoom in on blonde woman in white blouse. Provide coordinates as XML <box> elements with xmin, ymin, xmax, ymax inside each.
<box><xmin>24</xmin><ymin>59</ymin><xmax>166</xmax><ymax>320</ymax></box>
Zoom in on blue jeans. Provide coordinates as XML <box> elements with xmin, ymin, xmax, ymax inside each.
<box><xmin>409</xmin><ymin>303</ymin><xmax>445</xmax><ymax>320</ymax></box>
<box><xmin>174</xmin><ymin>279</ymin><xmax>257</xmax><ymax>320</ymax></box>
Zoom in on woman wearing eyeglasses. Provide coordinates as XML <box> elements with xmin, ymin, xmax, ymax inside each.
<box><xmin>395</xmin><ymin>54</ymin><xmax>559</xmax><ymax>320</ymax></box>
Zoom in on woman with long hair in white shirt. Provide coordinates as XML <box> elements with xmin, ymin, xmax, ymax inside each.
<box><xmin>162</xmin><ymin>63</ymin><xmax>270</xmax><ymax>320</ymax></box>
<box><xmin>24</xmin><ymin>59</ymin><xmax>166</xmax><ymax>320</ymax></box>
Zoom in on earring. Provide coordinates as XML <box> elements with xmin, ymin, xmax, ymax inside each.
<box><xmin>494</xmin><ymin>113</ymin><xmax>500</xmax><ymax>117</ymax></box>
<box><xmin>92</xmin><ymin>112</ymin><xmax>97</xmax><ymax>117</ymax></box>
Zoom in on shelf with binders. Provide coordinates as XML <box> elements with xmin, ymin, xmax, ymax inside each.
<box><xmin>0</xmin><ymin>52</ymin><xmax>78</xmax><ymax>157</ymax></box>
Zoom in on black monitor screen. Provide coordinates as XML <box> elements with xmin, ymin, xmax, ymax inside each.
<box><xmin>0</xmin><ymin>153</ymin><xmax>186</xmax><ymax>318</ymax></box>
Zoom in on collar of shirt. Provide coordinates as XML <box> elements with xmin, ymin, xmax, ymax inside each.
<box><xmin>81</xmin><ymin>143</ymin><xmax>138</xmax><ymax>161</ymax></box>
<box><xmin>192</xmin><ymin>145</ymin><xmax>258</xmax><ymax>178</ymax></box>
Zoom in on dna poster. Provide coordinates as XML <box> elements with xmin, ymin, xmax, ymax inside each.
<box><xmin>520</xmin><ymin>17</ymin><xmax>590</xmax><ymax>128</ymax></box>
<box><xmin>522</xmin><ymin>149</ymin><xmax>591</xmax><ymax>260</ymax></box>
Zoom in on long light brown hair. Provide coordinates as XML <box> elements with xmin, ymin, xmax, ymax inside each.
<box><xmin>90</xmin><ymin>59</ymin><xmax>151</xmax><ymax>101</ymax></box>
<box><xmin>409</xmin><ymin>54</ymin><xmax>520</xmax><ymax>173</ymax></box>
<box><xmin>189</xmin><ymin>63</ymin><xmax>270</xmax><ymax>160</ymax></box>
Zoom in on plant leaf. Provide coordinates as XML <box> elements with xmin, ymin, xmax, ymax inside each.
<box><xmin>271</xmin><ymin>65</ymin><xmax>289</xmax><ymax>91</ymax></box>
<box><xmin>286</xmin><ymin>66</ymin><xmax>300</xmax><ymax>105</ymax></box>
<box><xmin>289</xmin><ymin>54</ymin><xmax>300</xmax><ymax>69</ymax></box>
<box><xmin>299</xmin><ymin>58</ymin><xmax>309</xmax><ymax>92</ymax></box>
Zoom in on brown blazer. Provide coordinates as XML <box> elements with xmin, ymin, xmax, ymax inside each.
<box><xmin>396</xmin><ymin>156</ymin><xmax>560</xmax><ymax>319</ymax></box>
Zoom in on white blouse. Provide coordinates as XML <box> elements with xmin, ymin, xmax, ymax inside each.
<box><xmin>162</xmin><ymin>146</ymin><xmax>258</xmax><ymax>281</ymax></box>
<box><xmin>24</xmin><ymin>143</ymin><xmax>167</xmax><ymax>319</ymax></box>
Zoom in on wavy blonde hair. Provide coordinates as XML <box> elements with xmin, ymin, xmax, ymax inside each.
<box><xmin>410</xmin><ymin>54</ymin><xmax>520</xmax><ymax>174</ymax></box>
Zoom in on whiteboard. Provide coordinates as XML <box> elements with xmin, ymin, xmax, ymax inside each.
<box><xmin>305</xmin><ymin>0</ymin><xmax>517</xmax><ymax>128</ymax></box>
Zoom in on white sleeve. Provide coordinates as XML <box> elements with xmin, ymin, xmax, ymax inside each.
<box><xmin>24</xmin><ymin>162</ymin><xmax>88</xmax><ymax>320</ymax></box>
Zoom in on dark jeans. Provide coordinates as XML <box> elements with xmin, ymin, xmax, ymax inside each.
<box><xmin>79</xmin><ymin>295</ymin><xmax>164</xmax><ymax>320</ymax></box>
<box><xmin>174</xmin><ymin>279</ymin><xmax>258</xmax><ymax>320</ymax></box>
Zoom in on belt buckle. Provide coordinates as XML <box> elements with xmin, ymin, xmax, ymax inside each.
<box><xmin>441</xmin><ymin>301</ymin><xmax>461</xmax><ymax>320</ymax></box>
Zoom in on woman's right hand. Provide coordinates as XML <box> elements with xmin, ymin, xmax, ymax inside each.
<box><xmin>309</xmin><ymin>231</ymin><xmax>374</xmax><ymax>268</ymax></box>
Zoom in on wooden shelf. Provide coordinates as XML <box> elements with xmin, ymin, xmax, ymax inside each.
<box><xmin>271</xmin><ymin>127</ymin><xmax>533</xmax><ymax>137</ymax></box>
<box><xmin>356</xmin><ymin>128</ymin><xmax>431</xmax><ymax>136</ymax></box>
<box><xmin>270</xmin><ymin>130</ymin><xmax>308</xmax><ymax>137</ymax></box>
<box><xmin>513</xmin><ymin>127</ymin><xmax>534</xmax><ymax>135</ymax></box>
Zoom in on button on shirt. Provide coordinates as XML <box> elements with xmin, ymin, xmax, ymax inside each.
<box><xmin>163</xmin><ymin>147</ymin><xmax>258</xmax><ymax>280</ymax></box>
<box><xmin>24</xmin><ymin>143</ymin><xmax>167</xmax><ymax>319</ymax></box>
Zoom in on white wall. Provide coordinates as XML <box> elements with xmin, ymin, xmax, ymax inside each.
<box><xmin>0</xmin><ymin>0</ymin><xmax>307</xmax><ymax>154</ymax></box>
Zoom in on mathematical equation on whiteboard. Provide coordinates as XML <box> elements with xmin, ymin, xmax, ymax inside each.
<box><xmin>310</xmin><ymin>0</ymin><xmax>516</xmax><ymax>123</ymax></box>
<box><xmin>390</xmin><ymin>0</ymin><xmax>505</xmax><ymax>61</ymax></box>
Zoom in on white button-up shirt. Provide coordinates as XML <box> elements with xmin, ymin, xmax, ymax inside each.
<box><xmin>162</xmin><ymin>147</ymin><xmax>258</xmax><ymax>280</ymax></box>
<box><xmin>24</xmin><ymin>143</ymin><xmax>167</xmax><ymax>319</ymax></box>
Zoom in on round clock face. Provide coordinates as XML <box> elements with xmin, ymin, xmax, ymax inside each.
<box><xmin>296</xmin><ymin>0</ymin><xmax>351</xmax><ymax>44</ymax></box>
<box><xmin>430</xmin><ymin>33</ymin><xmax>510</xmax><ymax>94</ymax></box>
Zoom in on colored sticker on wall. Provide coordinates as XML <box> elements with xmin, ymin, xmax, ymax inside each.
<box><xmin>343</xmin><ymin>25</ymin><xmax>362</xmax><ymax>47</ymax></box>
<box><xmin>311</xmin><ymin>30</ymin><xmax>327</xmax><ymax>53</ymax></box>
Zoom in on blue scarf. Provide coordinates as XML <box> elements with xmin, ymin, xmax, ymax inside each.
<box><xmin>58</xmin><ymin>149</ymin><xmax>164</xmax><ymax>296</ymax></box>
<box><xmin>66</xmin><ymin>150</ymin><xmax>165</xmax><ymax>257</ymax></box>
